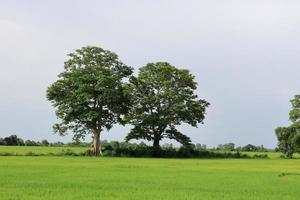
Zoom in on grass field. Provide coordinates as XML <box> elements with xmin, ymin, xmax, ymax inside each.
<box><xmin>1</xmin><ymin>154</ymin><xmax>300</xmax><ymax>199</ymax></box>
<box><xmin>0</xmin><ymin>145</ymin><xmax>87</xmax><ymax>155</ymax></box>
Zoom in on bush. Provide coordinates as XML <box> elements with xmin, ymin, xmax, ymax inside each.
<box><xmin>0</xmin><ymin>138</ymin><xmax>6</xmax><ymax>145</ymax></box>
<box><xmin>252</xmin><ymin>154</ymin><xmax>269</xmax><ymax>159</ymax></box>
<box><xmin>97</xmin><ymin>142</ymin><xmax>252</xmax><ymax>159</ymax></box>
<box><xmin>25</xmin><ymin>151</ymin><xmax>41</xmax><ymax>156</ymax></box>
<box><xmin>0</xmin><ymin>152</ymin><xmax>15</xmax><ymax>156</ymax></box>
<box><xmin>25</xmin><ymin>140</ymin><xmax>38</xmax><ymax>146</ymax></box>
<box><xmin>3</xmin><ymin>135</ymin><xmax>24</xmax><ymax>146</ymax></box>
<box><xmin>55</xmin><ymin>149</ymin><xmax>79</xmax><ymax>156</ymax></box>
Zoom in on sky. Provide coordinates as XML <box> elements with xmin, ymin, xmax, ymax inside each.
<box><xmin>0</xmin><ymin>0</ymin><xmax>299</xmax><ymax>148</ymax></box>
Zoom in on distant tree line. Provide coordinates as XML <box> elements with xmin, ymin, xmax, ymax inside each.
<box><xmin>236</xmin><ymin>144</ymin><xmax>268</xmax><ymax>152</ymax></box>
<box><xmin>0</xmin><ymin>135</ymin><xmax>271</xmax><ymax>155</ymax></box>
<box><xmin>214</xmin><ymin>143</ymin><xmax>268</xmax><ymax>152</ymax></box>
<box><xmin>0</xmin><ymin>135</ymin><xmax>25</xmax><ymax>146</ymax></box>
<box><xmin>0</xmin><ymin>135</ymin><xmax>90</xmax><ymax>147</ymax></box>
<box><xmin>0</xmin><ymin>135</ymin><xmax>269</xmax><ymax>158</ymax></box>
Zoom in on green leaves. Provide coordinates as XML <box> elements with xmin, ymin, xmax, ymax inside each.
<box><xmin>289</xmin><ymin>95</ymin><xmax>300</xmax><ymax>123</ymax></box>
<box><xmin>275</xmin><ymin>94</ymin><xmax>300</xmax><ymax>158</ymax></box>
<box><xmin>165</xmin><ymin>127</ymin><xmax>192</xmax><ymax>145</ymax></box>
<box><xmin>47</xmin><ymin>47</ymin><xmax>210</xmax><ymax>151</ymax></box>
<box><xmin>47</xmin><ymin>46</ymin><xmax>133</xmax><ymax>141</ymax></box>
<box><xmin>126</xmin><ymin>62</ymin><xmax>209</xmax><ymax>147</ymax></box>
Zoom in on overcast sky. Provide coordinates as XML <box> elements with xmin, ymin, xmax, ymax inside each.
<box><xmin>0</xmin><ymin>0</ymin><xmax>299</xmax><ymax>148</ymax></box>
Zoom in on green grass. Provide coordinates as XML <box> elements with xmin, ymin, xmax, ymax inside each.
<box><xmin>0</xmin><ymin>145</ymin><xmax>87</xmax><ymax>155</ymax></box>
<box><xmin>1</xmin><ymin>156</ymin><xmax>300</xmax><ymax>200</ymax></box>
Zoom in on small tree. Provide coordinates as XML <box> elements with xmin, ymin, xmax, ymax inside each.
<box><xmin>241</xmin><ymin>144</ymin><xmax>258</xmax><ymax>152</ymax></box>
<box><xmin>125</xmin><ymin>62</ymin><xmax>209</xmax><ymax>151</ymax></box>
<box><xmin>0</xmin><ymin>138</ymin><xmax>6</xmax><ymax>145</ymax></box>
<box><xmin>275</xmin><ymin>95</ymin><xmax>300</xmax><ymax>158</ymax></box>
<box><xmin>3</xmin><ymin>135</ymin><xmax>17</xmax><ymax>145</ymax></box>
<box><xmin>47</xmin><ymin>46</ymin><xmax>133</xmax><ymax>156</ymax></box>
<box><xmin>275</xmin><ymin>124</ymin><xmax>300</xmax><ymax>158</ymax></box>
<box><xmin>25</xmin><ymin>140</ymin><xmax>38</xmax><ymax>146</ymax></box>
<box><xmin>195</xmin><ymin>144</ymin><xmax>207</xmax><ymax>151</ymax></box>
<box><xmin>220</xmin><ymin>143</ymin><xmax>235</xmax><ymax>151</ymax></box>
<box><xmin>41</xmin><ymin>140</ymin><xmax>50</xmax><ymax>146</ymax></box>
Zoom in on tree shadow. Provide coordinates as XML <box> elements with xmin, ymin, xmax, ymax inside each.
<box><xmin>278</xmin><ymin>172</ymin><xmax>300</xmax><ymax>177</ymax></box>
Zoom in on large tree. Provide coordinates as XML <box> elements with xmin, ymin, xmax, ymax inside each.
<box><xmin>47</xmin><ymin>46</ymin><xmax>133</xmax><ymax>156</ymax></box>
<box><xmin>125</xmin><ymin>62</ymin><xmax>209</xmax><ymax>150</ymax></box>
<box><xmin>275</xmin><ymin>94</ymin><xmax>300</xmax><ymax>158</ymax></box>
<box><xmin>289</xmin><ymin>95</ymin><xmax>300</xmax><ymax>123</ymax></box>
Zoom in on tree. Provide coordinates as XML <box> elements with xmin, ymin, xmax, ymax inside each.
<box><xmin>25</xmin><ymin>140</ymin><xmax>38</xmax><ymax>146</ymax></box>
<box><xmin>195</xmin><ymin>143</ymin><xmax>207</xmax><ymax>151</ymax></box>
<box><xmin>0</xmin><ymin>138</ymin><xmax>6</xmax><ymax>145</ymax></box>
<box><xmin>17</xmin><ymin>138</ymin><xmax>25</xmax><ymax>146</ymax></box>
<box><xmin>289</xmin><ymin>95</ymin><xmax>300</xmax><ymax>123</ymax></box>
<box><xmin>3</xmin><ymin>135</ymin><xmax>24</xmax><ymax>146</ymax></box>
<box><xmin>275</xmin><ymin>95</ymin><xmax>300</xmax><ymax>158</ymax></box>
<box><xmin>50</xmin><ymin>142</ymin><xmax>65</xmax><ymax>147</ymax></box>
<box><xmin>125</xmin><ymin>62</ymin><xmax>209</xmax><ymax>151</ymax></box>
<box><xmin>218</xmin><ymin>143</ymin><xmax>235</xmax><ymax>151</ymax></box>
<box><xmin>257</xmin><ymin>145</ymin><xmax>267</xmax><ymax>152</ymax></box>
<box><xmin>4</xmin><ymin>135</ymin><xmax>18</xmax><ymax>145</ymax></box>
<box><xmin>47</xmin><ymin>46</ymin><xmax>133</xmax><ymax>156</ymax></box>
<box><xmin>41</xmin><ymin>140</ymin><xmax>50</xmax><ymax>146</ymax></box>
<box><xmin>275</xmin><ymin>124</ymin><xmax>300</xmax><ymax>158</ymax></box>
<box><xmin>241</xmin><ymin>144</ymin><xmax>258</xmax><ymax>152</ymax></box>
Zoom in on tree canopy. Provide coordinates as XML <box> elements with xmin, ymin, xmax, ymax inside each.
<box><xmin>125</xmin><ymin>62</ymin><xmax>209</xmax><ymax>151</ymax></box>
<box><xmin>47</xmin><ymin>46</ymin><xmax>133</xmax><ymax>156</ymax></box>
<box><xmin>275</xmin><ymin>94</ymin><xmax>300</xmax><ymax>158</ymax></box>
<box><xmin>289</xmin><ymin>95</ymin><xmax>300</xmax><ymax>123</ymax></box>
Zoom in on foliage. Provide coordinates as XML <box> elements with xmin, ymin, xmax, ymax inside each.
<box><xmin>0</xmin><ymin>138</ymin><xmax>6</xmax><ymax>145</ymax></box>
<box><xmin>235</xmin><ymin>144</ymin><xmax>268</xmax><ymax>152</ymax></box>
<box><xmin>275</xmin><ymin>123</ymin><xmax>300</xmax><ymax>158</ymax></box>
<box><xmin>195</xmin><ymin>143</ymin><xmax>207</xmax><ymax>151</ymax></box>
<box><xmin>125</xmin><ymin>62</ymin><xmax>209</xmax><ymax>150</ymax></box>
<box><xmin>41</xmin><ymin>140</ymin><xmax>50</xmax><ymax>146</ymax></box>
<box><xmin>289</xmin><ymin>95</ymin><xmax>300</xmax><ymax>123</ymax></box>
<box><xmin>275</xmin><ymin>94</ymin><xmax>300</xmax><ymax>158</ymax></box>
<box><xmin>24</xmin><ymin>140</ymin><xmax>38</xmax><ymax>146</ymax></box>
<box><xmin>0</xmin><ymin>135</ymin><xmax>24</xmax><ymax>146</ymax></box>
<box><xmin>46</xmin><ymin>46</ymin><xmax>133</xmax><ymax>156</ymax></box>
<box><xmin>252</xmin><ymin>154</ymin><xmax>269</xmax><ymax>159</ymax></box>
<box><xmin>0</xmin><ymin>135</ymin><xmax>90</xmax><ymax>147</ymax></box>
<box><xmin>217</xmin><ymin>143</ymin><xmax>235</xmax><ymax>151</ymax></box>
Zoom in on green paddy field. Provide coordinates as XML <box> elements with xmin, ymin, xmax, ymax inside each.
<box><xmin>0</xmin><ymin>147</ymin><xmax>300</xmax><ymax>200</ymax></box>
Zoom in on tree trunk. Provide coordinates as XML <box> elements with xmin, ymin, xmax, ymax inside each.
<box><xmin>287</xmin><ymin>150</ymin><xmax>293</xmax><ymax>159</ymax></box>
<box><xmin>92</xmin><ymin>130</ymin><xmax>103</xmax><ymax>156</ymax></box>
<box><xmin>152</xmin><ymin>137</ymin><xmax>160</xmax><ymax>157</ymax></box>
<box><xmin>153</xmin><ymin>138</ymin><xmax>160</xmax><ymax>149</ymax></box>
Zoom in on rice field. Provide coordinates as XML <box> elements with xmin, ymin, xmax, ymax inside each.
<box><xmin>0</xmin><ymin>145</ymin><xmax>87</xmax><ymax>155</ymax></box>
<box><xmin>0</xmin><ymin>150</ymin><xmax>300</xmax><ymax>200</ymax></box>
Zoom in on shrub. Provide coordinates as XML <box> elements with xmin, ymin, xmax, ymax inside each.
<box><xmin>252</xmin><ymin>154</ymin><xmax>269</xmax><ymax>159</ymax></box>
<box><xmin>55</xmin><ymin>149</ymin><xmax>79</xmax><ymax>156</ymax></box>
<box><xmin>25</xmin><ymin>151</ymin><xmax>41</xmax><ymax>156</ymax></box>
<box><xmin>0</xmin><ymin>152</ymin><xmax>15</xmax><ymax>156</ymax></box>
